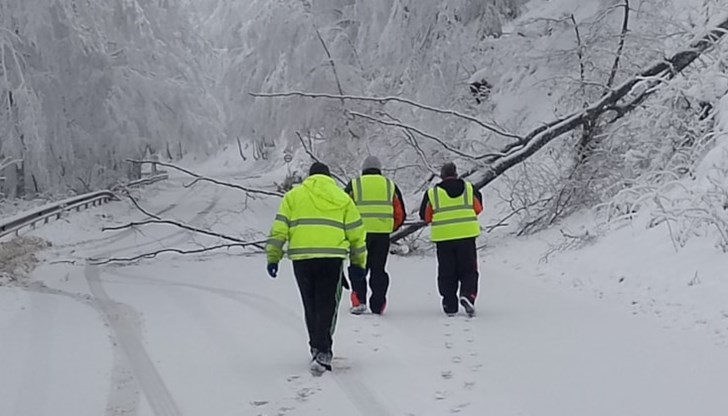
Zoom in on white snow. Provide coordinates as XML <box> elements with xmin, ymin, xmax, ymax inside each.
<box><xmin>1</xmin><ymin>153</ymin><xmax>727</xmax><ymax>415</ymax></box>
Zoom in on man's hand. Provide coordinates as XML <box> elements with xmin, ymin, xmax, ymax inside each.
<box><xmin>267</xmin><ymin>263</ymin><xmax>279</xmax><ymax>278</ymax></box>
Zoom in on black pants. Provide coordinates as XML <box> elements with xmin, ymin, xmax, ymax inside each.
<box><xmin>435</xmin><ymin>237</ymin><xmax>479</xmax><ymax>314</ymax></box>
<box><xmin>292</xmin><ymin>258</ymin><xmax>343</xmax><ymax>354</ymax></box>
<box><xmin>350</xmin><ymin>233</ymin><xmax>390</xmax><ymax>313</ymax></box>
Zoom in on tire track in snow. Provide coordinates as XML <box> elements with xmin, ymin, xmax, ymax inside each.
<box><xmin>84</xmin><ymin>186</ymin><xmax>223</xmax><ymax>416</ymax></box>
<box><xmin>103</xmin><ymin>270</ymin><xmax>395</xmax><ymax>416</ymax></box>
<box><xmin>86</xmin><ymin>265</ymin><xmax>183</xmax><ymax>416</ymax></box>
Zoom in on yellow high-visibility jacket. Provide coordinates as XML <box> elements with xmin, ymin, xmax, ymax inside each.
<box><xmin>266</xmin><ymin>174</ymin><xmax>367</xmax><ymax>268</ymax></box>
<box><xmin>351</xmin><ymin>175</ymin><xmax>395</xmax><ymax>233</ymax></box>
<box><xmin>427</xmin><ymin>181</ymin><xmax>481</xmax><ymax>242</ymax></box>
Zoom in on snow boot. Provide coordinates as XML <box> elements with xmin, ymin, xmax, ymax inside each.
<box><xmin>459</xmin><ymin>296</ymin><xmax>476</xmax><ymax>317</ymax></box>
<box><xmin>310</xmin><ymin>359</ymin><xmax>327</xmax><ymax>376</ymax></box>
<box><xmin>371</xmin><ymin>301</ymin><xmax>386</xmax><ymax>315</ymax></box>
<box><xmin>350</xmin><ymin>304</ymin><xmax>367</xmax><ymax>315</ymax></box>
<box><xmin>314</xmin><ymin>351</ymin><xmax>333</xmax><ymax>372</ymax></box>
<box><xmin>350</xmin><ymin>292</ymin><xmax>367</xmax><ymax>315</ymax></box>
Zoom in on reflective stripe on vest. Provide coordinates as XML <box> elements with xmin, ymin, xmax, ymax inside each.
<box><xmin>428</xmin><ymin>182</ymin><xmax>480</xmax><ymax>242</ymax></box>
<box><xmin>352</xmin><ymin>175</ymin><xmax>395</xmax><ymax>233</ymax></box>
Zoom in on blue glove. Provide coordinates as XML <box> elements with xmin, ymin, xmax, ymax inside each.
<box><xmin>267</xmin><ymin>263</ymin><xmax>279</xmax><ymax>278</ymax></box>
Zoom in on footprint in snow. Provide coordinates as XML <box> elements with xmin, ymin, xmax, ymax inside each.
<box><xmin>451</xmin><ymin>356</ymin><xmax>463</xmax><ymax>364</ymax></box>
<box><xmin>333</xmin><ymin>357</ymin><xmax>352</xmax><ymax>371</ymax></box>
<box><xmin>435</xmin><ymin>391</ymin><xmax>448</xmax><ymax>401</ymax></box>
<box><xmin>295</xmin><ymin>387</ymin><xmax>320</xmax><ymax>402</ymax></box>
<box><xmin>450</xmin><ymin>402</ymin><xmax>471</xmax><ymax>413</ymax></box>
<box><xmin>441</xmin><ymin>370</ymin><xmax>454</xmax><ymax>380</ymax></box>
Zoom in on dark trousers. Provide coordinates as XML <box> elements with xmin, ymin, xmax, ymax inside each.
<box><xmin>292</xmin><ymin>258</ymin><xmax>343</xmax><ymax>354</ymax></box>
<box><xmin>350</xmin><ymin>233</ymin><xmax>390</xmax><ymax>313</ymax></box>
<box><xmin>435</xmin><ymin>237</ymin><xmax>479</xmax><ymax>314</ymax></box>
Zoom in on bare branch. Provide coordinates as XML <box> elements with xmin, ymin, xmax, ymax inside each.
<box><xmin>294</xmin><ymin>131</ymin><xmax>347</xmax><ymax>185</ymax></box>
<box><xmin>103</xmin><ymin>219</ymin><xmax>249</xmax><ymax>243</ymax></box>
<box><xmin>314</xmin><ymin>27</ymin><xmax>346</xmax><ymax>105</ymax></box>
<box><xmin>88</xmin><ymin>242</ymin><xmax>266</xmax><ymax>265</ymax></box>
<box><xmin>570</xmin><ymin>14</ymin><xmax>586</xmax><ymax>85</ymax></box>
<box><xmin>348</xmin><ymin>111</ymin><xmax>506</xmax><ymax>161</ymax></box>
<box><xmin>128</xmin><ymin>160</ymin><xmax>283</xmax><ymax>198</ymax></box>
<box><xmin>0</xmin><ymin>157</ymin><xmax>22</xmax><ymax>172</ymax></box>
<box><xmin>123</xmin><ymin>192</ymin><xmax>161</xmax><ymax>220</ymax></box>
<box><xmin>249</xmin><ymin>91</ymin><xmax>522</xmax><ymax>140</ymax></box>
<box><xmin>607</xmin><ymin>0</ymin><xmax>630</xmax><ymax>88</ymax></box>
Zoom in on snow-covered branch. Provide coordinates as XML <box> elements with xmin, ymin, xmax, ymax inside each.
<box><xmin>88</xmin><ymin>242</ymin><xmax>266</xmax><ymax>265</ymax></box>
<box><xmin>102</xmin><ymin>220</ymin><xmax>250</xmax><ymax>244</ymax></box>
<box><xmin>348</xmin><ymin>111</ymin><xmax>505</xmax><ymax>161</ymax></box>
<box><xmin>294</xmin><ymin>132</ymin><xmax>347</xmax><ymax>185</ymax></box>
<box><xmin>128</xmin><ymin>160</ymin><xmax>283</xmax><ymax>198</ymax></box>
<box><xmin>249</xmin><ymin>91</ymin><xmax>522</xmax><ymax>140</ymax></box>
<box><xmin>606</xmin><ymin>0</ymin><xmax>630</xmax><ymax>88</ymax></box>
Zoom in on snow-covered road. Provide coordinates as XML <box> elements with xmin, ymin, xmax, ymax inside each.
<box><xmin>2</xmin><ymin>177</ymin><xmax>728</xmax><ymax>416</ymax></box>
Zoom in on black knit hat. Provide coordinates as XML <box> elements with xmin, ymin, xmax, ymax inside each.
<box><xmin>440</xmin><ymin>162</ymin><xmax>457</xmax><ymax>179</ymax></box>
<box><xmin>309</xmin><ymin>162</ymin><xmax>331</xmax><ymax>177</ymax></box>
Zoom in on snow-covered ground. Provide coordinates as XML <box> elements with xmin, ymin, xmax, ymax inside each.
<box><xmin>2</xmin><ymin>153</ymin><xmax>728</xmax><ymax>416</ymax></box>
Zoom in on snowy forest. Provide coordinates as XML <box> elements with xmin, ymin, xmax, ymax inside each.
<box><xmin>2</xmin><ymin>0</ymin><xmax>727</xmax><ymax>249</ymax></box>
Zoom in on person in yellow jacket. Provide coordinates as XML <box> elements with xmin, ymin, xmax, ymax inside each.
<box><xmin>419</xmin><ymin>162</ymin><xmax>483</xmax><ymax>317</ymax></box>
<box><xmin>344</xmin><ymin>156</ymin><xmax>406</xmax><ymax>315</ymax></box>
<box><xmin>266</xmin><ymin>162</ymin><xmax>367</xmax><ymax>374</ymax></box>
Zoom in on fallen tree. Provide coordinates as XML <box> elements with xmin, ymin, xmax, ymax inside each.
<box><xmin>390</xmin><ymin>14</ymin><xmax>728</xmax><ymax>242</ymax></box>
<box><xmin>248</xmin><ymin>16</ymin><xmax>728</xmax><ymax>243</ymax></box>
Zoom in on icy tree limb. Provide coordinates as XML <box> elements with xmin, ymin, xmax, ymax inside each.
<box><xmin>294</xmin><ymin>131</ymin><xmax>347</xmax><ymax>185</ymax></box>
<box><xmin>314</xmin><ymin>27</ymin><xmax>346</xmax><ymax>105</ymax></box>
<box><xmin>249</xmin><ymin>91</ymin><xmax>522</xmax><ymax>140</ymax></box>
<box><xmin>123</xmin><ymin>192</ymin><xmax>162</xmax><ymax>220</ymax></box>
<box><xmin>88</xmin><ymin>241</ymin><xmax>266</xmax><ymax>265</ymax></box>
<box><xmin>0</xmin><ymin>158</ymin><xmax>22</xmax><ymax>184</ymax></box>
<box><xmin>102</xmin><ymin>219</ymin><xmax>249</xmax><ymax>244</ymax></box>
<box><xmin>128</xmin><ymin>160</ymin><xmax>283</xmax><ymax>197</ymax></box>
<box><xmin>348</xmin><ymin>111</ymin><xmax>505</xmax><ymax>161</ymax></box>
<box><xmin>606</xmin><ymin>0</ymin><xmax>630</xmax><ymax>88</ymax></box>
<box><xmin>391</xmin><ymin>15</ymin><xmax>728</xmax><ymax>243</ymax></box>
<box><xmin>570</xmin><ymin>14</ymin><xmax>586</xmax><ymax>85</ymax></box>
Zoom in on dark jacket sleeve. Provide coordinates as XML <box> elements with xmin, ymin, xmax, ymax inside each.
<box><xmin>418</xmin><ymin>191</ymin><xmax>430</xmax><ymax>221</ymax></box>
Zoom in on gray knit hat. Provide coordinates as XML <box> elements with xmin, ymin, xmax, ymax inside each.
<box><xmin>440</xmin><ymin>162</ymin><xmax>457</xmax><ymax>179</ymax></box>
<box><xmin>361</xmin><ymin>155</ymin><xmax>382</xmax><ymax>171</ymax></box>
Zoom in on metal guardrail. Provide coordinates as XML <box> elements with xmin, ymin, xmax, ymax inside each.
<box><xmin>0</xmin><ymin>173</ymin><xmax>168</xmax><ymax>239</ymax></box>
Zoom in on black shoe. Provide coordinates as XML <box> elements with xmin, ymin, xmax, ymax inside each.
<box><xmin>459</xmin><ymin>296</ymin><xmax>476</xmax><ymax>317</ymax></box>
<box><xmin>315</xmin><ymin>351</ymin><xmax>333</xmax><ymax>371</ymax></box>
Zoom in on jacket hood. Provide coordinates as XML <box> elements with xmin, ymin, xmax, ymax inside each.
<box><xmin>436</xmin><ymin>178</ymin><xmax>465</xmax><ymax>198</ymax></box>
<box><xmin>302</xmin><ymin>174</ymin><xmax>351</xmax><ymax>211</ymax></box>
<box><xmin>362</xmin><ymin>168</ymin><xmax>382</xmax><ymax>175</ymax></box>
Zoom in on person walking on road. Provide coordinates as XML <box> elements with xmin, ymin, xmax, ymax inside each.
<box><xmin>419</xmin><ymin>162</ymin><xmax>483</xmax><ymax>317</ymax></box>
<box><xmin>344</xmin><ymin>156</ymin><xmax>406</xmax><ymax>315</ymax></box>
<box><xmin>266</xmin><ymin>162</ymin><xmax>368</xmax><ymax>374</ymax></box>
